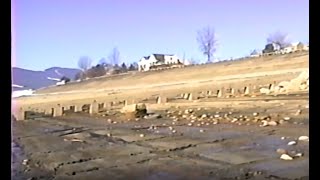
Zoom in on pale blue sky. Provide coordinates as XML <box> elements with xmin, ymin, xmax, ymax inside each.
<box><xmin>12</xmin><ymin>0</ymin><xmax>309</xmax><ymax>71</ymax></box>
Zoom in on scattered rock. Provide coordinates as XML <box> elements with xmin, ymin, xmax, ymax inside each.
<box><xmin>276</xmin><ymin>148</ymin><xmax>287</xmax><ymax>154</ymax></box>
<box><xmin>253</xmin><ymin>112</ymin><xmax>259</xmax><ymax>116</ymax></box>
<box><xmin>295</xmin><ymin>110</ymin><xmax>302</xmax><ymax>116</ymax></box>
<box><xmin>231</xmin><ymin>118</ymin><xmax>238</xmax><ymax>123</ymax></box>
<box><xmin>268</xmin><ymin>121</ymin><xmax>278</xmax><ymax>126</ymax></box>
<box><xmin>280</xmin><ymin>154</ymin><xmax>293</xmax><ymax>160</ymax></box>
<box><xmin>281</xmin><ymin>137</ymin><xmax>286</xmax><ymax>140</ymax></box>
<box><xmin>22</xmin><ymin>159</ymin><xmax>28</xmax><ymax>165</ymax></box>
<box><xmin>288</xmin><ymin>141</ymin><xmax>297</xmax><ymax>146</ymax></box>
<box><xmin>294</xmin><ymin>153</ymin><xmax>303</xmax><ymax>157</ymax></box>
<box><xmin>199</xmin><ymin>129</ymin><xmax>205</xmax><ymax>133</ymax></box>
<box><xmin>283</xmin><ymin>117</ymin><xmax>291</xmax><ymax>121</ymax></box>
<box><xmin>139</xmin><ymin>134</ymin><xmax>145</xmax><ymax>137</ymax></box>
<box><xmin>260</xmin><ymin>120</ymin><xmax>269</xmax><ymax>127</ymax></box>
<box><xmin>172</xmin><ymin>130</ymin><xmax>177</xmax><ymax>133</ymax></box>
<box><xmin>188</xmin><ymin>123</ymin><xmax>193</xmax><ymax>126</ymax></box>
<box><xmin>260</xmin><ymin>88</ymin><xmax>271</xmax><ymax>94</ymax></box>
<box><xmin>214</xmin><ymin>114</ymin><xmax>220</xmax><ymax>118</ymax></box>
<box><xmin>145</xmin><ymin>114</ymin><xmax>162</xmax><ymax>119</ymax></box>
<box><xmin>298</xmin><ymin>136</ymin><xmax>309</xmax><ymax>141</ymax></box>
<box><xmin>201</xmin><ymin>114</ymin><xmax>207</xmax><ymax>118</ymax></box>
<box><xmin>279</xmin><ymin>120</ymin><xmax>285</xmax><ymax>124</ymax></box>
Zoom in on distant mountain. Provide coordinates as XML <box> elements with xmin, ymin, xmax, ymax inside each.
<box><xmin>12</xmin><ymin>67</ymin><xmax>81</xmax><ymax>91</ymax></box>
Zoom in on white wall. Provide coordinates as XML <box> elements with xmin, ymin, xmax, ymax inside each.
<box><xmin>164</xmin><ymin>55</ymin><xmax>179</xmax><ymax>64</ymax></box>
<box><xmin>138</xmin><ymin>55</ymin><xmax>157</xmax><ymax>71</ymax></box>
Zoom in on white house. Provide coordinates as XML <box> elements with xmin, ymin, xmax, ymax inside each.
<box><xmin>138</xmin><ymin>54</ymin><xmax>182</xmax><ymax>72</ymax></box>
<box><xmin>280</xmin><ymin>42</ymin><xmax>307</xmax><ymax>54</ymax></box>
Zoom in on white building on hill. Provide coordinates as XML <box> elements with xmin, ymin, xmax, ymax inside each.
<box><xmin>138</xmin><ymin>54</ymin><xmax>183</xmax><ymax>72</ymax></box>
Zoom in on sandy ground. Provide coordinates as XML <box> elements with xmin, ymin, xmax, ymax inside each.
<box><xmin>12</xmin><ymin>93</ymin><xmax>309</xmax><ymax>180</ymax></box>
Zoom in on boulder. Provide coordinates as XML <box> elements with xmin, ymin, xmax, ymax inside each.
<box><xmin>121</xmin><ymin>103</ymin><xmax>147</xmax><ymax>117</ymax></box>
<box><xmin>260</xmin><ymin>88</ymin><xmax>271</xmax><ymax>94</ymax></box>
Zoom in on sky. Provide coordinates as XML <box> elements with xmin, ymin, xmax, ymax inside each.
<box><xmin>12</xmin><ymin>0</ymin><xmax>309</xmax><ymax>71</ymax></box>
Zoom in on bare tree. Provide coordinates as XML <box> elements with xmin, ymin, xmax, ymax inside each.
<box><xmin>108</xmin><ymin>47</ymin><xmax>120</xmax><ymax>66</ymax></box>
<box><xmin>267</xmin><ymin>31</ymin><xmax>290</xmax><ymax>49</ymax></box>
<box><xmin>197</xmin><ymin>26</ymin><xmax>218</xmax><ymax>63</ymax></box>
<box><xmin>78</xmin><ymin>56</ymin><xmax>92</xmax><ymax>71</ymax></box>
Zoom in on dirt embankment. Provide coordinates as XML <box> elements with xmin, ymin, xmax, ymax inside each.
<box><xmin>35</xmin><ymin>53</ymin><xmax>308</xmax><ymax>94</ymax></box>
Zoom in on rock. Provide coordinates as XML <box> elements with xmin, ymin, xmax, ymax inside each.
<box><xmin>288</xmin><ymin>141</ymin><xmax>297</xmax><ymax>146</ymax></box>
<box><xmin>253</xmin><ymin>112</ymin><xmax>259</xmax><ymax>116</ymax></box>
<box><xmin>260</xmin><ymin>88</ymin><xmax>271</xmax><ymax>94</ymax></box>
<box><xmin>298</xmin><ymin>136</ymin><xmax>309</xmax><ymax>141</ymax></box>
<box><xmin>214</xmin><ymin>114</ymin><xmax>220</xmax><ymax>118</ymax></box>
<box><xmin>107</xmin><ymin>119</ymin><xmax>113</xmax><ymax>123</ymax></box>
<box><xmin>139</xmin><ymin>134</ymin><xmax>145</xmax><ymax>137</ymax></box>
<box><xmin>22</xmin><ymin>159</ymin><xmax>28</xmax><ymax>165</ymax></box>
<box><xmin>145</xmin><ymin>114</ymin><xmax>162</xmax><ymax>119</ymax></box>
<box><xmin>276</xmin><ymin>148</ymin><xmax>287</xmax><ymax>154</ymax></box>
<box><xmin>279</xmin><ymin>120</ymin><xmax>285</xmax><ymax>124</ymax></box>
<box><xmin>184</xmin><ymin>109</ymin><xmax>189</xmax><ymax>114</ymax></box>
<box><xmin>283</xmin><ymin>117</ymin><xmax>291</xmax><ymax>121</ymax></box>
<box><xmin>172</xmin><ymin>130</ymin><xmax>177</xmax><ymax>133</ymax></box>
<box><xmin>201</xmin><ymin>114</ymin><xmax>207</xmax><ymax>118</ymax></box>
<box><xmin>107</xmin><ymin>133</ymin><xmax>112</xmax><ymax>137</ymax></box>
<box><xmin>260</xmin><ymin>120</ymin><xmax>269</xmax><ymax>127</ymax></box>
<box><xmin>168</xmin><ymin>126</ymin><xmax>173</xmax><ymax>130</ymax></box>
<box><xmin>280</xmin><ymin>154</ymin><xmax>293</xmax><ymax>160</ymax></box>
<box><xmin>294</xmin><ymin>153</ymin><xmax>303</xmax><ymax>157</ymax></box>
<box><xmin>213</xmin><ymin>121</ymin><xmax>218</xmax><ymax>125</ymax></box>
<box><xmin>121</xmin><ymin>103</ymin><xmax>147</xmax><ymax>117</ymax></box>
<box><xmin>188</xmin><ymin>123</ymin><xmax>193</xmax><ymax>126</ymax></box>
<box><xmin>199</xmin><ymin>129</ymin><xmax>205</xmax><ymax>133</ymax></box>
<box><xmin>231</xmin><ymin>118</ymin><xmax>238</xmax><ymax>123</ymax></box>
<box><xmin>268</xmin><ymin>121</ymin><xmax>278</xmax><ymax>126</ymax></box>
<box><xmin>206</xmin><ymin>123</ymin><xmax>210</xmax><ymax>126</ymax></box>
<box><xmin>281</xmin><ymin>137</ymin><xmax>286</xmax><ymax>140</ymax></box>
<box><xmin>182</xmin><ymin>115</ymin><xmax>188</xmax><ymax>118</ymax></box>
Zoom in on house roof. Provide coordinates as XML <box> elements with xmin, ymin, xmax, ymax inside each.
<box><xmin>152</xmin><ymin>54</ymin><xmax>174</xmax><ymax>62</ymax></box>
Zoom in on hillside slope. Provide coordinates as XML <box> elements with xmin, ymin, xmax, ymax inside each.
<box><xmin>12</xmin><ymin>67</ymin><xmax>81</xmax><ymax>90</ymax></box>
<box><xmin>36</xmin><ymin>52</ymin><xmax>309</xmax><ymax>94</ymax></box>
